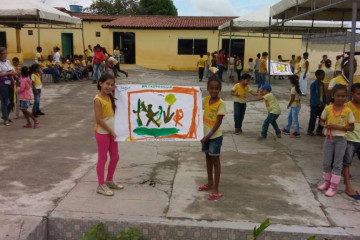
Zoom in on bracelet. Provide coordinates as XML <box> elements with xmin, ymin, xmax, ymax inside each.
<box><xmin>207</xmin><ymin>131</ymin><xmax>214</xmax><ymax>138</ymax></box>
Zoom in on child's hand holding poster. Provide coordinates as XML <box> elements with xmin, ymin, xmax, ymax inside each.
<box><xmin>114</xmin><ymin>84</ymin><xmax>203</xmax><ymax>141</ymax></box>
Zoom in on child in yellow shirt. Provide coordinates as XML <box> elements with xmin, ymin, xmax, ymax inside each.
<box><xmin>319</xmin><ymin>84</ymin><xmax>354</xmax><ymax>197</ymax></box>
<box><xmin>231</xmin><ymin>73</ymin><xmax>257</xmax><ymax>134</ymax></box>
<box><xmin>196</xmin><ymin>54</ymin><xmax>206</xmax><ymax>82</ymax></box>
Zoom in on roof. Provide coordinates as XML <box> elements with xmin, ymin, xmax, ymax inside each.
<box><xmin>102</xmin><ymin>16</ymin><xmax>236</xmax><ymax>29</ymax></box>
<box><xmin>0</xmin><ymin>0</ymin><xmax>81</xmax><ymax>27</ymax></box>
<box><xmin>270</xmin><ymin>0</ymin><xmax>360</xmax><ymax>21</ymax></box>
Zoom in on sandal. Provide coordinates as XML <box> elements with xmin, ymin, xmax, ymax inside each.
<box><xmin>208</xmin><ymin>193</ymin><xmax>223</xmax><ymax>201</ymax></box>
<box><xmin>346</xmin><ymin>191</ymin><xmax>360</xmax><ymax>200</ymax></box>
<box><xmin>34</xmin><ymin>120</ymin><xmax>40</xmax><ymax>128</ymax></box>
<box><xmin>198</xmin><ymin>184</ymin><xmax>211</xmax><ymax>191</ymax></box>
<box><xmin>3</xmin><ymin>121</ymin><xmax>10</xmax><ymax>126</ymax></box>
<box><xmin>22</xmin><ymin>123</ymin><xmax>32</xmax><ymax>128</ymax></box>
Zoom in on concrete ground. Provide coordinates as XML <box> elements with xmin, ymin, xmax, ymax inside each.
<box><xmin>1</xmin><ymin>66</ymin><xmax>360</xmax><ymax>239</ymax></box>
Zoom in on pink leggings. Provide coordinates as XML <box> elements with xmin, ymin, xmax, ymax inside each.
<box><xmin>95</xmin><ymin>131</ymin><xmax>119</xmax><ymax>185</ymax></box>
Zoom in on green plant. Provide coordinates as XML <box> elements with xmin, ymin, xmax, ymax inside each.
<box><xmin>78</xmin><ymin>223</ymin><xmax>147</xmax><ymax>240</ymax></box>
<box><xmin>249</xmin><ymin>218</ymin><xmax>271</xmax><ymax>240</ymax></box>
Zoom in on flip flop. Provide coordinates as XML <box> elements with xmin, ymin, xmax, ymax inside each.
<box><xmin>22</xmin><ymin>124</ymin><xmax>32</xmax><ymax>128</ymax></box>
<box><xmin>198</xmin><ymin>184</ymin><xmax>211</xmax><ymax>191</ymax></box>
<box><xmin>347</xmin><ymin>191</ymin><xmax>360</xmax><ymax>200</ymax></box>
<box><xmin>208</xmin><ymin>193</ymin><xmax>223</xmax><ymax>201</ymax></box>
<box><xmin>34</xmin><ymin>120</ymin><xmax>40</xmax><ymax>128</ymax></box>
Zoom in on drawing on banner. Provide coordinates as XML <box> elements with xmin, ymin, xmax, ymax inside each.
<box><xmin>114</xmin><ymin>85</ymin><xmax>203</xmax><ymax>141</ymax></box>
<box><xmin>269</xmin><ymin>60</ymin><xmax>293</xmax><ymax>75</ymax></box>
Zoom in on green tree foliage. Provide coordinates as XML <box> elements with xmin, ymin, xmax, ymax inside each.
<box><xmin>84</xmin><ymin>0</ymin><xmax>139</xmax><ymax>15</ymax></box>
<box><xmin>138</xmin><ymin>0</ymin><xmax>177</xmax><ymax>16</ymax></box>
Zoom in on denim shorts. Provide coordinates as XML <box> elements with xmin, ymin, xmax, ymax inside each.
<box><xmin>19</xmin><ymin>100</ymin><xmax>30</xmax><ymax>110</ymax></box>
<box><xmin>343</xmin><ymin>141</ymin><xmax>360</xmax><ymax>166</ymax></box>
<box><xmin>202</xmin><ymin>136</ymin><xmax>223</xmax><ymax>156</ymax></box>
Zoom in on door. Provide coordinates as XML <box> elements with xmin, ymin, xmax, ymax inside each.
<box><xmin>222</xmin><ymin>39</ymin><xmax>245</xmax><ymax>61</ymax></box>
<box><xmin>0</xmin><ymin>32</ymin><xmax>6</xmax><ymax>48</ymax></box>
<box><xmin>113</xmin><ymin>32</ymin><xmax>135</xmax><ymax>64</ymax></box>
<box><xmin>61</xmin><ymin>33</ymin><xmax>74</xmax><ymax>58</ymax></box>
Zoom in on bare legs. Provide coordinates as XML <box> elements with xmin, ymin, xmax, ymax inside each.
<box><xmin>205</xmin><ymin>153</ymin><xmax>221</xmax><ymax>194</ymax></box>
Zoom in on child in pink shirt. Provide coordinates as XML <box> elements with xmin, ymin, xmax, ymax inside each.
<box><xmin>18</xmin><ymin>66</ymin><xmax>39</xmax><ymax>128</ymax></box>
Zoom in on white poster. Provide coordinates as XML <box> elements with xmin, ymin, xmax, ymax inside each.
<box><xmin>114</xmin><ymin>84</ymin><xmax>203</xmax><ymax>142</ymax></box>
<box><xmin>269</xmin><ymin>60</ymin><xmax>294</xmax><ymax>75</ymax></box>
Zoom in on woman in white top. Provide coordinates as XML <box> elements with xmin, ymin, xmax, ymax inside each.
<box><xmin>53</xmin><ymin>46</ymin><xmax>61</xmax><ymax>65</ymax></box>
<box><xmin>0</xmin><ymin>47</ymin><xmax>18</xmax><ymax>125</ymax></box>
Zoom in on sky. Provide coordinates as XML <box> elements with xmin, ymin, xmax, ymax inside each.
<box><xmin>43</xmin><ymin>0</ymin><xmax>280</xmax><ymax>16</ymax></box>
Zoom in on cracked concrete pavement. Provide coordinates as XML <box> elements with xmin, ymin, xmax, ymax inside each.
<box><xmin>1</xmin><ymin>66</ymin><xmax>360</xmax><ymax>239</ymax></box>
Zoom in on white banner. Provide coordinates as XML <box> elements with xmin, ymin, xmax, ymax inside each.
<box><xmin>269</xmin><ymin>60</ymin><xmax>294</xmax><ymax>75</ymax></box>
<box><xmin>114</xmin><ymin>84</ymin><xmax>203</xmax><ymax>142</ymax></box>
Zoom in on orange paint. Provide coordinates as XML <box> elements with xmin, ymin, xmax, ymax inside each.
<box><xmin>173</xmin><ymin>109</ymin><xmax>184</xmax><ymax>127</ymax></box>
<box><xmin>127</xmin><ymin>87</ymin><xmax>199</xmax><ymax>141</ymax></box>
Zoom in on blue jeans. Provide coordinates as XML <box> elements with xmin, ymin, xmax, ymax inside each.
<box><xmin>43</xmin><ymin>68</ymin><xmax>60</xmax><ymax>83</ymax></box>
<box><xmin>202</xmin><ymin>136</ymin><xmax>223</xmax><ymax>156</ymax></box>
<box><xmin>290</xmin><ymin>66</ymin><xmax>295</xmax><ymax>73</ymax></box>
<box><xmin>261</xmin><ymin>113</ymin><xmax>281</xmax><ymax>138</ymax></box>
<box><xmin>234</xmin><ymin>102</ymin><xmax>246</xmax><ymax>130</ymax></box>
<box><xmin>308</xmin><ymin>105</ymin><xmax>324</xmax><ymax>133</ymax></box>
<box><xmin>32</xmin><ymin>89</ymin><xmax>41</xmax><ymax>113</ymax></box>
<box><xmin>258</xmin><ymin>73</ymin><xmax>266</xmax><ymax>89</ymax></box>
<box><xmin>218</xmin><ymin>64</ymin><xmax>224</xmax><ymax>80</ymax></box>
<box><xmin>285</xmin><ymin>106</ymin><xmax>301</xmax><ymax>133</ymax></box>
<box><xmin>93</xmin><ymin>63</ymin><xmax>102</xmax><ymax>82</ymax></box>
<box><xmin>0</xmin><ymin>84</ymin><xmax>14</xmax><ymax>121</ymax></box>
<box><xmin>198</xmin><ymin>67</ymin><xmax>204</xmax><ymax>80</ymax></box>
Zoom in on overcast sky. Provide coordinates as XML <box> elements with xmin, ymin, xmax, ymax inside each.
<box><xmin>43</xmin><ymin>0</ymin><xmax>279</xmax><ymax>16</ymax></box>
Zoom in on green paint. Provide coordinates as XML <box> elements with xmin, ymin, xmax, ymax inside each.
<box><xmin>133</xmin><ymin>127</ymin><xmax>179</xmax><ymax>137</ymax></box>
<box><xmin>165</xmin><ymin>94</ymin><xmax>176</xmax><ymax>106</ymax></box>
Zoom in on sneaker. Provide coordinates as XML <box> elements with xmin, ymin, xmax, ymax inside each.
<box><xmin>37</xmin><ymin>110</ymin><xmax>45</xmax><ymax>115</ymax></box>
<box><xmin>105</xmin><ymin>180</ymin><xmax>124</xmax><ymax>190</ymax></box>
<box><xmin>235</xmin><ymin>129</ymin><xmax>243</xmax><ymax>135</ymax></box>
<box><xmin>281</xmin><ymin>129</ymin><xmax>290</xmax><ymax>135</ymax></box>
<box><xmin>290</xmin><ymin>132</ymin><xmax>301</xmax><ymax>138</ymax></box>
<box><xmin>257</xmin><ymin>136</ymin><xmax>266</xmax><ymax>141</ymax></box>
<box><xmin>97</xmin><ymin>184</ymin><xmax>114</xmax><ymax>196</ymax></box>
<box><xmin>307</xmin><ymin>131</ymin><xmax>315</xmax><ymax>136</ymax></box>
<box><xmin>276</xmin><ymin>134</ymin><xmax>282</xmax><ymax>138</ymax></box>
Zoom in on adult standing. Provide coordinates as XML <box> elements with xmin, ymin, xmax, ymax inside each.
<box><xmin>0</xmin><ymin>47</ymin><xmax>17</xmax><ymax>126</ymax></box>
<box><xmin>53</xmin><ymin>46</ymin><xmax>61</xmax><ymax>65</ymax></box>
<box><xmin>299</xmin><ymin>52</ymin><xmax>309</xmax><ymax>95</ymax></box>
<box><xmin>92</xmin><ymin>44</ymin><xmax>105</xmax><ymax>84</ymax></box>
<box><xmin>217</xmin><ymin>49</ymin><xmax>225</xmax><ymax>81</ymax></box>
<box><xmin>258</xmin><ymin>52</ymin><xmax>268</xmax><ymax>91</ymax></box>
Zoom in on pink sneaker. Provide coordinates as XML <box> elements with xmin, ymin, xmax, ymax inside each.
<box><xmin>325</xmin><ymin>174</ymin><xmax>341</xmax><ymax>197</ymax></box>
<box><xmin>318</xmin><ymin>172</ymin><xmax>331</xmax><ymax>191</ymax></box>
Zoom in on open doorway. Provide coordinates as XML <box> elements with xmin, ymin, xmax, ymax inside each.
<box><xmin>222</xmin><ymin>39</ymin><xmax>245</xmax><ymax>61</ymax></box>
<box><xmin>113</xmin><ymin>32</ymin><xmax>135</xmax><ymax>64</ymax></box>
<box><xmin>61</xmin><ymin>33</ymin><xmax>74</xmax><ymax>57</ymax></box>
<box><xmin>0</xmin><ymin>32</ymin><xmax>6</xmax><ymax>48</ymax></box>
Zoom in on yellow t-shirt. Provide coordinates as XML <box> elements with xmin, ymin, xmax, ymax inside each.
<box><xmin>290</xmin><ymin>87</ymin><xmax>301</xmax><ymax>107</ymax></box>
<box><xmin>328</xmin><ymin>75</ymin><xmax>360</xmax><ymax>90</ymax></box>
<box><xmin>40</xmin><ymin>61</ymin><xmax>47</xmax><ymax>69</ymax></box>
<box><xmin>259</xmin><ymin>58</ymin><xmax>267</xmax><ymax>73</ymax></box>
<box><xmin>206</xmin><ymin>56</ymin><xmax>211</xmax><ymax>65</ymax></box>
<box><xmin>301</xmin><ymin>59</ymin><xmax>309</xmax><ymax>73</ymax></box>
<box><xmin>197</xmin><ymin>58</ymin><xmax>206</xmax><ymax>68</ymax></box>
<box><xmin>320</xmin><ymin>62</ymin><xmax>325</xmax><ymax>69</ymax></box>
<box><xmin>113</xmin><ymin>49</ymin><xmax>120</xmax><ymax>57</ymax></box>
<box><xmin>47</xmin><ymin>61</ymin><xmax>55</xmax><ymax>68</ymax></box>
<box><xmin>62</xmin><ymin>62</ymin><xmax>69</xmax><ymax>70</ymax></box>
<box><xmin>203</xmin><ymin>96</ymin><xmax>226</xmax><ymax>139</ymax></box>
<box><xmin>31</xmin><ymin>73</ymin><xmax>42</xmax><ymax>89</ymax></box>
<box><xmin>290</xmin><ymin>59</ymin><xmax>297</xmax><ymax>68</ymax></box>
<box><xmin>94</xmin><ymin>94</ymin><xmax>115</xmax><ymax>133</ymax></box>
<box><xmin>345</xmin><ymin>101</ymin><xmax>360</xmax><ymax>142</ymax></box>
<box><xmin>263</xmin><ymin>93</ymin><xmax>281</xmax><ymax>115</ymax></box>
<box><xmin>81</xmin><ymin>59</ymin><xmax>86</xmax><ymax>67</ymax></box>
<box><xmin>295</xmin><ymin>62</ymin><xmax>301</xmax><ymax>76</ymax></box>
<box><xmin>323</xmin><ymin>67</ymin><xmax>334</xmax><ymax>84</ymax></box>
<box><xmin>321</xmin><ymin>104</ymin><xmax>355</xmax><ymax>137</ymax></box>
<box><xmin>335</xmin><ymin>60</ymin><xmax>342</xmax><ymax>72</ymax></box>
<box><xmin>232</xmin><ymin>83</ymin><xmax>252</xmax><ymax>103</ymax></box>
<box><xmin>86</xmin><ymin>49</ymin><xmax>92</xmax><ymax>58</ymax></box>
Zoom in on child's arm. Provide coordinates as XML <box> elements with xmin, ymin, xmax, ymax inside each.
<box><xmin>326</xmin><ymin>123</ymin><xmax>354</xmax><ymax>132</ymax></box>
<box><xmin>247</xmin><ymin>96</ymin><xmax>264</xmax><ymax>102</ymax></box>
<box><xmin>94</xmin><ymin>99</ymin><xmax>116</xmax><ymax>139</ymax></box>
<box><xmin>200</xmin><ymin>115</ymin><xmax>224</xmax><ymax>143</ymax></box>
<box><xmin>287</xmin><ymin>94</ymin><xmax>295</xmax><ymax>109</ymax></box>
<box><xmin>248</xmin><ymin>90</ymin><xmax>258</xmax><ymax>97</ymax></box>
<box><xmin>230</xmin><ymin>90</ymin><xmax>239</xmax><ymax>97</ymax></box>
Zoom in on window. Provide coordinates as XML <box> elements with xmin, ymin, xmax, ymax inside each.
<box><xmin>178</xmin><ymin>39</ymin><xmax>207</xmax><ymax>55</ymax></box>
<box><xmin>28</xmin><ymin>30</ymin><xmax>33</xmax><ymax>35</ymax></box>
<box><xmin>0</xmin><ymin>32</ymin><xmax>6</xmax><ymax>48</ymax></box>
<box><xmin>96</xmin><ymin>32</ymin><xmax>101</xmax><ymax>37</ymax></box>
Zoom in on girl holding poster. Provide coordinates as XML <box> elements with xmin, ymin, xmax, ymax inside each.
<box><xmin>94</xmin><ymin>73</ymin><xmax>123</xmax><ymax>196</ymax></box>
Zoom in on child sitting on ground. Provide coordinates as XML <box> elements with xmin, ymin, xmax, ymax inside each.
<box><xmin>198</xmin><ymin>76</ymin><xmax>225</xmax><ymax>201</ymax></box>
<box><xmin>231</xmin><ymin>73</ymin><xmax>257</xmax><ymax>134</ymax></box>
<box><xmin>248</xmin><ymin>84</ymin><xmax>282</xmax><ymax>140</ymax></box>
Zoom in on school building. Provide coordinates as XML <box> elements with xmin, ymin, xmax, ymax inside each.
<box><xmin>0</xmin><ymin>8</ymin><xmax>355</xmax><ymax>71</ymax></box>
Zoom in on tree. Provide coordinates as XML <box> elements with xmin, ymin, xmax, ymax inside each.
<box><xmin>84</xmin><ymin>0</ymin><xmax>139</xmax><ymax>15</ymax></box>
<box><xmin>138</xmin><ymin>0</ymin><xmax>177</xmax><ymax>16</ymax></box>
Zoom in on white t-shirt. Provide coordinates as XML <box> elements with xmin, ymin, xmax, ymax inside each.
<box><xmin>0</xmin><ymin>60</ymin><xmax>14</xmax><ymax>85</ymax></box>
<box><xmin>53</xmin><ymin>52</ymin><xmax>60</xmax><ymax>64</ymax></box>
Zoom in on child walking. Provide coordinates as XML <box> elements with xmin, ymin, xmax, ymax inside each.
<box><xmin>343</xmin><ymin>83</ymin><xmax>360</xmax><ymax>200</ymax></box>
<box><xmin>196</xmin><ymin>54</ymin><xmax>206</xmax><ymax>82</ymax></box>
<box><xmin>248</xmin><ymin>58</ymin><xmax>254</xmax><ymax>80</ymax></box>
<box><xmin>248</xmin><ymin>84</ymin><xmax>282</xmax><ymax>140</ymax></box>
<box><xmin>94</xmin><ymin>73</ymin><xmax>123</xmax><ymax>196</ymax></box>
<box><xmin>30</xmin><ymin>63</ymin><xmax>44</xmax><ymax>118</ymax></box>
<box><xmin>198</xmin><ymin>76</ymin><xmax>225</xmax><ymax>201</ymax></box>
<box><xmin>307</xmin><ymin>69</ymin><xmax>325</xmax><ymax>136</ymax></box>
<box><xmin>319</xmin><ymin>84</ymin><xmax>355</xmax><ymax>197</ymax></box>
<box><xmin>281</xmin><ymin>75</ymin><xmax>302</xmax><ymax>138</ymax></box>
<box><xmin>231</xmin><ymin>73</ymin><xmax>257</xmax><ymax>134</ymax></box>
<box><xmin>18</xmin><ymin>66</ymin><xmax>39</xmax><ymax>128</ymax></box>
